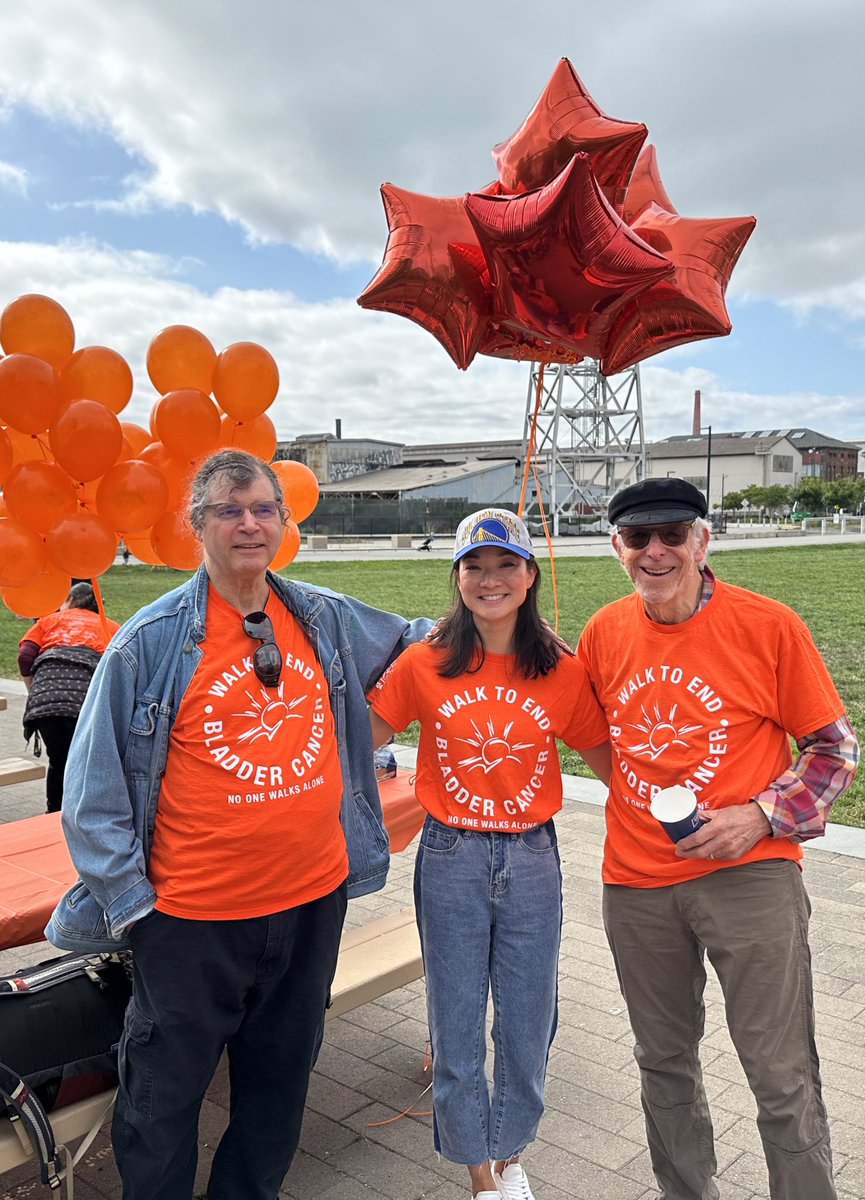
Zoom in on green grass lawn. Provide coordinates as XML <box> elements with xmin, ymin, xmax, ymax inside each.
<box><xmin>2</xmin><ymin>542</ymin><xmax>862</xmax><ymax>825</ymax></box>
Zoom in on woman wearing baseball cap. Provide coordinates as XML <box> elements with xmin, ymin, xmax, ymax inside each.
<box><xmin>368</xmin><ymin>509</ymin><xmax>611</xmax><ymax>1200</ymax></box>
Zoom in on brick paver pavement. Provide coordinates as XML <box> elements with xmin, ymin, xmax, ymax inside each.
<box><xmin>0</xmin><ymin>682</ymin><xmax>863</xmax><ymax>1199</ymax></box>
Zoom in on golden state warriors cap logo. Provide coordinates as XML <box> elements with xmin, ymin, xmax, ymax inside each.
<box><xmin>453</xmin><ymin>508</ymin><xmax>534</xmax><ymax>562</ymax></box>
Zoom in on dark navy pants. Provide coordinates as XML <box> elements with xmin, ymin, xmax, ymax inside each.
<box><xmin>113</xmin><ymin>883</ymin><xmax>348</xmax><ymax>1200</ymax></box>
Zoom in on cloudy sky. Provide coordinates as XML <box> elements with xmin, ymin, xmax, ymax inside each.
<box><xmin>0</xmin><ymin>0</ymin><xmax>862</xmax><ymax>448</ymax></box>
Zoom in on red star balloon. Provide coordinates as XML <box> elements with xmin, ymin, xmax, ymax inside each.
<box><xmin>600</xmin><ymin>202</ymin><xmax>757</xmax><ymax>375</ymax></box>
<box><xmin>449</xmin><ymin>241</ymin><xmax>583</xmax><ymax>365</ymax></box>
<box><xmin>465</xmin><ymin>154</ymin><xmax>674</xmax><ymax>361</ymax></box>
<box><xmin>622</xmin><ymin>144</ymin><xmax>679</xmax><ymax>224</ymax></box>
<box><xmin>492</xmin><ymin>58</ymin><xmax>647</xmax><ymax>213</ymax></box>
<box><xmin>357</xmin><ymin>184</ymin><xmax>489</xmax><ymax>370</ymax></box>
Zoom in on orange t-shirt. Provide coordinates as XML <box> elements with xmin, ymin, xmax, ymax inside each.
<box><xmin>150</xmin><ymin>585</ymin><xmax>347</xmax><ymax>919</ymax></box>
<box><xmin>21</xmin><ymin>609</ymin><xmax>120</xmax><ymax>653</ymax></box>
<box><xmin>578</xmin><ymin>580</ymin><xmax>846</xmax><ymax>887</ymax></box>
<box><xmin>369</xmin><ymin>642</ymin><xmax>608</xmax><ymax>831</ymax></box>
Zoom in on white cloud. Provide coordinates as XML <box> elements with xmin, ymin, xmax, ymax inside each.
<box><xmin>0</xmin><ymin>0</ymin><xmax>863</xmax><ymax>304</ymax></box>
<box><xmin>0</xmin><ymin>160</ymin><xmax>28</xmax><ymax>194</ymax></box>
<box><xmin>1</xmin><ymin>239</ymin><xmax>860</xmax><ymax>449</ymax></box>
<box><xmin>0</xmin><ymin>1</ymin><xmax>862</xmax><ymax>451</ymax></box>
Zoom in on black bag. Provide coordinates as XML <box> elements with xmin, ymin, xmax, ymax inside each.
<box><xmin>0</xmin><ymin>951</ymin><xmax>132</xmax><ymax>1189</ymax></box>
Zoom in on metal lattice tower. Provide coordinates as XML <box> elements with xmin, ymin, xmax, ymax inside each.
<box><xmin>520</xmin><ymin>360</ymin><xmax>645</xmax><ymax>534</ymax></box>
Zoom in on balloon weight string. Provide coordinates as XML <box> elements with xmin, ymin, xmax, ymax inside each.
<box><xmin>516</xmin><ymin>364</ymin><xmax>559</xmax><ymax>633</ymax></box>
<box><xmin>367</xmin><ymin>1041</ymin><xmax>433</xmax><ymax>1125</ymax></box>
<box><xmin>531</xmin><ymin>455</ymin><xmax>560</xmax><ymax>633</ymax></box>
<box><xmin>90</xmin><ymin>575</ymin><xmax>112</xmax><ymax>643</ymax></box>
<box><xmin>517</xmin><ymin>363</ymin><xmax>544</xmax><ymax>516</ymax></box>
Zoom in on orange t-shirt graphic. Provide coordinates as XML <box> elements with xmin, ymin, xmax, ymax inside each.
<box><xmin>149</xmin><ymin>585</ymin><xmax>347</xmax><ymax>919</ymax></box>
<box><xmin>578</xmin><ymin>581</ymin><xmax>846</xmax><ymax>887</ymax></box>
<box><xmin>22</xmin><ymin>609</ymin><xmax>120</xmax><ymax>653</ymax></box>
<box><xmin>370</xmin><ymin>642</ymin><xmax>608</xmax><ymax>831</ymax></box>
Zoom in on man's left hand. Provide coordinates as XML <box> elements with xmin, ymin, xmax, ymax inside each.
<box><xmin>676</xmin><ymin>803</ymin><xmax>772</xmax><ymax>861</ymax></box>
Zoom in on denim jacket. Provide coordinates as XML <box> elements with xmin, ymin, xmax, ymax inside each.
<box><xmin>46</xmin><ymin>566</ymin><xmax>430</xmax><ymax>952</ymax></box>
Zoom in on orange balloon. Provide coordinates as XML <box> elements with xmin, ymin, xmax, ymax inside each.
<box><xmin>0</xmin><ymin>426</ymin><xmax>12</xmax><ymax>484</ymax></box>
<box><xmin>46</xmin><ymin>510</ymin><xmax>118</xmax><ymax>578</ymax></box>
<box><xmin>0</xmin><ymin>517</ymin><xmax>47</xmax><ymax>587</ymax></box>
<box><xmin>0</xmin><ymin>353</ymin><xmax>63</xmax><ymax>433</ymax></box>
<box><xmin>212</xmin><ymin>341</ymin><xmax>279</xmax><ymax>420</ymax></box>
<box><xmin>49</xmin><ymin>399</ymin><xmax>123</xmax><ymax>481</ymax></box>
<box><xmin>96</xmin><ymin>460</ymin><xmax>170</xmax><ymax>532</ymax></box>
<box><xmin>4</xmin><ymin>426</ymin><xmax>53</xmax><ymax>465</ymax></box>
<box><xmin>150</xmin><ymin>510</ymin><xmax>201</xmax><ymax>570</ymax></box>
<box><xmin>218</xmin><ymin>412</ymin><xmax>277</xmax><ymax>461</ymax></box>
<box><xmin>3</xmin><ymin>461</ymin><xmax>78</xmax><ymax>533</ymax></box>
<box><xmin>120</xmin><ymin>422</ymin><xmax>152</xmax><ymax>456</ymax></box>
<box><xmin>0</xmin><ymin>294</ymin><xmax>75</xmax><ymax>371</ymax></box>
<box><xmin>139</xmin><ymin>441</ymin><xmax>197</xmax><ymax>508</ymax></box>
<box><xmin>147</xmin><ymin>325</ymin><xmax>217</xmax><ymax>395</ymax></box>
<box><xmin>154</xmin><ymin>388</ymin><xmax>221</xmax><ymax>460</ymax></box>
<box><xmin>123</xmin><ymin>530</ymin><xmax>163</xmax><ymax>566</ymax></box>
<box><xmin>59</xmin><ymin>345</ymin><xmax>133</xmax><ymax>414</ymax></box>
<box><xmin>2</xmin><ymin>564</ymin><xmax>70</xmax><ymax>619</ymax></box>
<box><xmin>271</xmin><ymin>459</ymin><xmax>319</xmax><ymax>523</ymax></box>
<box><xmin>75</xmin><ymin>477</ymin><xmax>101</xmax><ymax>512</ymax></box>
<box><xmin>269</xmin><ymin>520</ymin><xmax>301</xmax><ymax>571</ymax></box>
<box><xmin>148</xmin><ymin>396</ymin><xmax>163</xmax><ymax>440</ymax></box>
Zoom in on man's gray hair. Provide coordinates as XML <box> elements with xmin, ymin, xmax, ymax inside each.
<box><xmin>187</xmin><ymin>449</ymin><xmax>285</xmax><ymax>535</ymax></box>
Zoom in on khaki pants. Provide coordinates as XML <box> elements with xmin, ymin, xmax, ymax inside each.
<box><xmin>603</xmin><ymin>860</ymin><xmax>835</xmax><ymax>1200</ymax></box>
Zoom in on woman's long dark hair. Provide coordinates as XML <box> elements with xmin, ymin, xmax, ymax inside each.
<box><xmin>429</xmin><ymin>557</ymin><xmax>571</xmax><ymax>679</ymax></box>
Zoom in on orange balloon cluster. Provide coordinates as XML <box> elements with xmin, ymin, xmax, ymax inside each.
<box><xmin>359</xmin><ymin>58</ymin><xmax>756</xmax><ymax>374</ymax></box>
<box><xmin>0</xmin><ymin>296</ymin><xmax>317</xmax><ymax>617</ymax></box>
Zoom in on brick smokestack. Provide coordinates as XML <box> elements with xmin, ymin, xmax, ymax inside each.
<box><xmin>692</xmin><ymin>390</ymin><xmax>702</xmax><ymax>436</ymax></box>
<box><xmin>335</xmin><ymin>418</ymin><xmax>342</xmax><ymax>439</ymax></box>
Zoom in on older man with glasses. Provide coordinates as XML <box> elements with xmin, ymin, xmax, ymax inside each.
<box><xmin>577</xmin><ymin>476</ymin><xmax>859</xmax><ymax>1200</ymax></box>
<box><xmin>47</xmin><ymin>448</ymin><xmax>431</xmax><ymax>1200</ymax></box>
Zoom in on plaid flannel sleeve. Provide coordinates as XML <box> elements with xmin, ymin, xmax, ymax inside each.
<box><xmin>752</xmin><ymin>716</ymin><xmax>860</xmax><ymax>842</ymax></box>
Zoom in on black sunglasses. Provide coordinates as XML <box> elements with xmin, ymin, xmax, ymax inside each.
<box><xmin>618</xmin><ymin>521</ymin><xmax>695</xmax><ymax>550</ymax></box>
<box><xmin>242</xmin><ymin>611</ymin><xmax>282</xmax><ymax>687</ymax></box>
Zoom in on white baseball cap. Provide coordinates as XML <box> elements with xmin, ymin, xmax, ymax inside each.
<box><xmin>453</xmin><ymin>508</ymin><xmax>535</xmax><ymax>563</ymax></box>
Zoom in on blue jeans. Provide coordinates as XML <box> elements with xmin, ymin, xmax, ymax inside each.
<box><xmin>414</xmin><ymin>816</ymin><xmax>562</xmax><ymax>1165</ymax></box>
<box><xmin>113</xmin><ymin>884</ymin><xmax>347</xmax><ymax>1200</ymax></box>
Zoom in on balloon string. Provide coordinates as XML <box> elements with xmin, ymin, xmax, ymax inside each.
<box><xmin>531</xmin><ymin>456</ymin><xmax>560</xmax><ymax>633</ymax></box>
<box><xmin>516</xmin><ymin>363</ymin><xmax>559</xmax><ymax>632</ymax></box>
<box><xmin>517</xmin><ymin>363</ymin><xmax>544</xmax><ymax>516</ymax></box>
<box><xmin>90</xmin><ymin>575</ymin><xmax>112</xmax><ymax>643</ymax></box>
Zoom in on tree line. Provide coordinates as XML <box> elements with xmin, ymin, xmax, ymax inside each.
<box><xmin>720</xmin><ymin>477</ymin><xmax>865</xmax><ymax>517</ymax></box>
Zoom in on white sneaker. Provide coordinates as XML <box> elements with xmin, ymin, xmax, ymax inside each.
<box><xmin>475</xmin><ymin>1191</ymin><xmax>505</xmax><ymax>1200</ymax></box>
<box><xmin>493</xmin><ymin>1161</ymin><xmax>536</xmax><ymax>1200</ymax></box>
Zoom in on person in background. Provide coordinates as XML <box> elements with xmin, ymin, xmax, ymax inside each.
<box><xmin>578</xmin><ymin>476</ymin><xmax>860</xmax><ymax>1200</ymax></box>
<box><xmin>369</xmin><ymin>508</ymin><xmax>612</xmax><ymax>1200</ymax></box>
<box><xmin>18</xmin><ymin>582</ymin><xmax>120</xmax><ymax>813</ymax></box>
<box><xmin>46</xmin><ymin>448</ymin><xmax>430</xmax><ymax>1200</ymax></box>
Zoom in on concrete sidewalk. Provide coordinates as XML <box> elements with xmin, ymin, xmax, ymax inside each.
<box><xmin>0</xmin><ymin>685</ymin><xmax>863</xmax><ymax>1199</ymax></box>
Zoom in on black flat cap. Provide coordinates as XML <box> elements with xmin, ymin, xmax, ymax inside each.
<box><xmin>608</xmin><ymin>477</ymin><xmax>708</xmax><ymax>526</ymax></box>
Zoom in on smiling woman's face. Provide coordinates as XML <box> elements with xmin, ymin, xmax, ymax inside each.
<box><xmin>456</xmin><ymin>545</ymin><xmax>537</xmax><ymax>629</ymax></box>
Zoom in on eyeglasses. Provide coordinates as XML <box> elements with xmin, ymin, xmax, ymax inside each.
<box><xmin>242</xmin><ymin>610</ymin><xmax>282</xmax><ymax>687</ymax></box>
<box><xmin>617</xmin><ymin>522</ymin><xmax>695</xmax><ymax>550</ymax></box>
<box><xmin>205</xmin><ymin>502</ymin><xmax>282</xmax><ymax>522</ymax></box>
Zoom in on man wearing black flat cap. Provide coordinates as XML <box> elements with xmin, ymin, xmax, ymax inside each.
<box><xmin>577</xmin><ymin>476</ymin><xmax>859</xmax><ymax>1200</ymax></box>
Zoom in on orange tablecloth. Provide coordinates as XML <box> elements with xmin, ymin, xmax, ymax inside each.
<box><xmin>0</xmin><ymin>769</ymin><xmax>424</xmax><ymax>951</ymax></box>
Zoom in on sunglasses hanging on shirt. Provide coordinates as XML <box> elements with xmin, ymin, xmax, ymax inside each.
<box><xmin>242</xmin><ymin>610</ymin><xmax>283</xmax><ymax>687</ymax></box>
